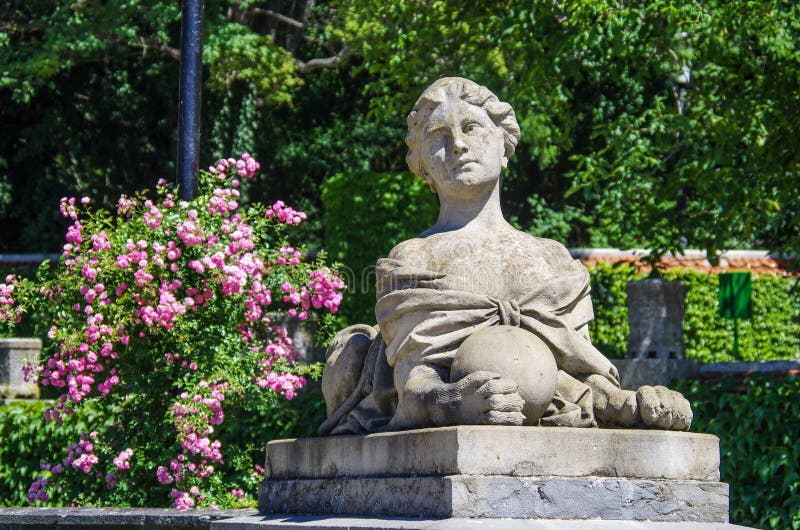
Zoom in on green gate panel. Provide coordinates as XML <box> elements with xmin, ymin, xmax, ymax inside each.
<box><xmin>718</xmin><ymin>272</ymin><xmax>752</xmax><ymax>320</ymax></box>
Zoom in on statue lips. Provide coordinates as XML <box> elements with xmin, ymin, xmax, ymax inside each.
<box><xmin>451</xmin><ymin>159</ymin><xmax>479</xmax><ymax>175</ymax></box>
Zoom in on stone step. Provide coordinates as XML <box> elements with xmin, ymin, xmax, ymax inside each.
<box><xmin>266</xmin><ymin>426</ymin><xmax>720</xmax><ymax>481</ymax></box>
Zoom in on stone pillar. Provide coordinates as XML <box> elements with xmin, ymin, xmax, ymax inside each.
<box><xmin>268</xmin><ymin>314</ymin><xmax>325</xmax><ymax>363</ymax></box>
<box><xmin>0</xmin><ymin>337</ymin><xmax>41</xmax><ymax>399</ymax></box>
<box><xmin>626</xmin><ymin>279</ymin><xmax>687</xmax><ymax>359</ymax></box>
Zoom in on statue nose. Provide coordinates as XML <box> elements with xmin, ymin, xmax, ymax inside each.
<box><xmin>452</xmin><ymin>135</ymin><xmax>468</xmax><ymax>154</ymax></box>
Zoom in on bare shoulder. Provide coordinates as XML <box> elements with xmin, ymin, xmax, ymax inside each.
<box><xmin>511</xmin><ymin>231</ymin><xmax>575</xmax><ymax>264</ymax></box>
<box><xmin>387</xmin><ymin>238</ymin><xmax>429</xmax><ymax>266</ymax></box>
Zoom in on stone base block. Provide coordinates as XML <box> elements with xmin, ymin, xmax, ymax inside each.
<box><xmin>259</xmin><ymin>427</ymin><xmax>727</xmax><ymax>522</ymax></box>
<box><xmin>266</xmin><ymin>426</ymin><xmax>720</xmax><ymax>481</ymax></box>
<box><xmin>259</xmin><ymin>475</ymin><xmax>727</xmax><ymax>522</ymax></box>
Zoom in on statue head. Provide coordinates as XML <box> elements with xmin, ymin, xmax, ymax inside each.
<box><xmin>405</xmin><ymin>78</ymin><xmax>520</xmax><ymax>187</ymax></box>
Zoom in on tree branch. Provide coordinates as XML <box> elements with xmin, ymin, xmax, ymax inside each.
<box><xmin>249</xmin><ymin>7</ymin><xmax>305</xmax><ymax>29</ymax></box>
<box><xmin>55</xmin><ymin>34</ymin><xmax>180</xmax><ymax>70</ymax></box>
<box><xmin>295</xmin><ymin>46</ymin><xmax>351</xmax><ymax>74</ymax></box>
<box><xmin>302</xmin><ymin>34</ymin><xmax>336</xmax><ymax>53</ymax></box>
<box><xmin>137</xmin><ymin>35</ymin><xmax>181</xmax><ymax>61</ymax></box>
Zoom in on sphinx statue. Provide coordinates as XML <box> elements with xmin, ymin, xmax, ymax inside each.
<box><xmin>318</xmin><ymin>77</ymin><xmax>692</xmax><ymax>435</ymax></box>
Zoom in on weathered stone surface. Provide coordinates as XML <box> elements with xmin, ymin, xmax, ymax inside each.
<box><xmin>637</xmin><ymin>386</ymin><xmax>693</xmax><ymax>430</ymax></box>
<box><xmin>450</xmin><ymin>476</ymin><xmax>727</xmax><ymax>520</ymax></box>
<box><xmin>700</xmin><ymin>359</ymin><xmax>800</xmax><ymax>377</ymax></box>
<box><xmin>612</xmin><ymin>359</ymin><xmax>700</xmax><ymax>389</ymax></box>
<box><xmin>0</xmin><ymin>338</ymin><xmax>40</xmax><ymax>399</ymax></box>
<box><xmin>261</xmin><ymin>428</ymin><xmax>727</xmax><ymax>521</ymax></box>
<box><xmin>214</xmin><ymin>515</ymin><xmax>754</xmax><ymax>530</ymax></box>
<box><xmin>259</xmin><ymin>475</ymin><xmax>728</xmax><ymax>521</ymax></box>
<box><xmin>451</xmin><ymin>326</ymin><xmax>557</xmax><ymax>424</ymax></box>
<box><xmin>0</xmin><ymin>507</ymin><xmax>256</xmax><ymax>529</ymax></box>
<box><xmin>267</xmin><ymin>426</ymin><xmax>720</xmax><ymax>481</ymax></box>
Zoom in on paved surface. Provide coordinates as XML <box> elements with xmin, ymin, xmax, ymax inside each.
<box><xmin>213</xmin><ymin>514</ymin><xmax>755</xmax><ymax>530</ymax></box>
<box><xmin>0</xmin><ymin>507</ymin><xmax>257</xmax><ymax>529</ymax></box>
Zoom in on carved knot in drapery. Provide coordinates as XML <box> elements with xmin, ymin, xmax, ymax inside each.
<box><xmin>495</xmin><ymin>299</ymin><xmax>521</xmax><ymax>327</ymax></box>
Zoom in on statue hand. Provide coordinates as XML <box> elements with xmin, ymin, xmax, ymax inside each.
<box><xmin>636</xmin><ymin>385</ymin><xmax>693</xmax><ymax>431</ymax></box>
<box><xmin>436</xmin><ymin>370</ymin><xmax>525</xmax><ymax>426</ymax></box>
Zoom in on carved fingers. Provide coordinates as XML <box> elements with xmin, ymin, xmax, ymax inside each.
<box><xmin>473</xmin><ymin>372</ymin><xmax>519</xmax><ymax>395</ymax></box>
<box><xmin>453</xmin><ymin>370</ymin><xmax>507</xmax><ymax>391</ymax></box>
<box><xmin>486</xmin><ymin>393</ymin><xmax>525</xmax><ymax>413</ymax></box>
<box><xmin>485</xmin><ymin>410</ymin><xmax>525</xmax><ymax>425</ymax></box>
<box><xmin>450</xmin><ymin>371</ymin><xmax>525</xmax><ymax>425</ymax></box>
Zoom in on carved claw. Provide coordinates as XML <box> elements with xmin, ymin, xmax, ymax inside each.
<box><xmin>636</xmin><ymin>385</ymin><xmax>693</xmax><ymax>431</ymax></box>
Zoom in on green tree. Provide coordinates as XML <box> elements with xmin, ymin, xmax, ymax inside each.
<box><xmin>0</xmin><ymin>0</ymin><xmax>361</xmax><ymax>251</ymax></box>
<box><xmin>2</xmin><ymin>0</ymin><xmax>799</xmax><ymax>261</ymax></box>
<box><xmin>335</xmin><ymin>0</ymin><xmax>800</xmax><ymax>258</ymax></box>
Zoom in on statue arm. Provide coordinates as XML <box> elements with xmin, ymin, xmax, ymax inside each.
<box><xmin>571</xmin><ymin>296</ymin><xmax>594</xmax><ymax>341</ymax></box>
<box><xmin>388</xmin><ymin>359</ymin><xmax>525</xmax><ymax>430</ymax></box>
<box><xmin>388</xmin><ymin>361</ymin><xmax>448</xmax><ymax>429</ymax></box>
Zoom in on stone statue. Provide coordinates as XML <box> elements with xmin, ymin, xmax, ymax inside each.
<box><xmin>318</xmin><ymin>77</ymin><xmax>692</xmax><ymax>435</ymax></box>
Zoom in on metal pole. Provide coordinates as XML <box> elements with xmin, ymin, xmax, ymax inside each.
<box><xmin>177</xmin><ymin>0</ymin><xmax>203</xmax><ymax>201</ymax></box>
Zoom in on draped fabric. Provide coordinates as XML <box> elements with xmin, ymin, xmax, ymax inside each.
<box><xmin>318</xmin><ymin>257</ymin><xmax>620</xmax><ymax>435</ymax></box>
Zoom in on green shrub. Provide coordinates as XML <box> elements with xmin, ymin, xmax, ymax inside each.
<box><xmin>0</xmin><ymin>386</ymin><xmax>326</xmax><ymax>507</ymax></box>
<box><xmin>0</xmin><ymin>154</ymin><xmax>345</xmax><ymax>508</ymax></box>
<box><xmin>0</xmin><ymin>265</ymin><xmax>52</xmax><ymax>339</ymax></box>
<box><xmin>0</xmin><ymin>400</ymin><xmax>113</xmax><ymax>506</ymax></box>
<box><xmin>589</xmin><ymin>263</ymin><xmax>800</xmax><ymax>362</ymax></box>
<box><xmin>675</xmin><ymin>375</ymin><xmax>800</xmax><ymax>530</ymax></box>
<box><xmin>321</xmin><ymin>171</ymin><xmax>438</xmax><ymax>325</ymax></box>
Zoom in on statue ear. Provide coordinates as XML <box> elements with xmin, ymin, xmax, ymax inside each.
<box><xmin>501</xmin><ymin>154</ymin><xmax>509</xmax><ymax>170</ymax></box>
<box><xmin>421</xmin><ymin>169</ymin><xmax>437</xmax><ymax>194</ymax></box>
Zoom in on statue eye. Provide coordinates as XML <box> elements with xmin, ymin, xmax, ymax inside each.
<box><xmin>463</xmin><ymin>122</ymin><xmax>480</xmax><ymax>134</ymax></box>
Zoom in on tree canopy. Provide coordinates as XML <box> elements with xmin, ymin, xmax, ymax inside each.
<box><xmin>1</xmin><ymin>0</ymin><xmax>798</xmax><ymax>260</ymax></box>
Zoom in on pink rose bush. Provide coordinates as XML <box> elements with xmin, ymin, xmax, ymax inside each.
<box><xmin>1</xmin><ymin>154</ymin><xmax>344</xmax><ymax>508</ymax></box>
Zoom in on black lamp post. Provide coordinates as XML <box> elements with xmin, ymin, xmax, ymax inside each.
<box><xmin>177</xmin><ymin>0</ymin><xmax>203</xmax><ymax>201</ymax></box>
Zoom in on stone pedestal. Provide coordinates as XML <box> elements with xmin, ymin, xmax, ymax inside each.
<box><xmin>258</xmin><ymin>426</ymin><xmax>728</xmax><ymax>522</ymax></box>
<box><xmin>0</xmin><ymin>337</ymin><xmax>41</xmax><ymax>399</ymax></box>
<box><xmin>626</xmin><ymin>279</ymin><xmax>687</xmax><ymax>359</ymax></box>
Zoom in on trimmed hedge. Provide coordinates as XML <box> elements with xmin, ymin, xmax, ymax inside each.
<box><xmin>590</xmin><ymin>263</ymin><xmax>800</xmax><ymax>362</ymax></box>
<box><xmin>321</xmin><ymin>171</ymin><xmax>438</xmax><ymax>325</ymax></box>
<box><xmin>675</xmin><ymin>374</ymin><xmax>800</xmax><ymax>530</ymax></box>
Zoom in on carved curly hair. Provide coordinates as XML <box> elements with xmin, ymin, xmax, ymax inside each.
<box><xmin>405</xmin><ymin>77</ymin><xmax>521</xmax><ymax>181</ymax></box>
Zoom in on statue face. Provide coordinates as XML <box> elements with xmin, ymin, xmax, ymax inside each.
<box><xmin>420</xmin><ymin>96</ymin><xmax>507</xmax><ymax>199</ymax></box>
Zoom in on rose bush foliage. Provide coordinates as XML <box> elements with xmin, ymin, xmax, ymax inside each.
<box><xmin>0</xmin><ymin>154</ymin><xmax>344</xmax><ymax>508</ymax></box>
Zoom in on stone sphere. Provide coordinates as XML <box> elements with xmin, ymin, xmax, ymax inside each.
<box><xmin>451</xmin><ymin>325</ymin><xmax>558</xmax><ymax>424</ymax></box>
